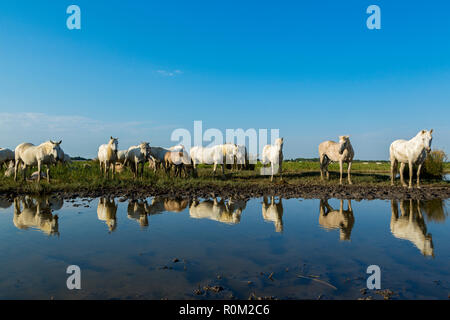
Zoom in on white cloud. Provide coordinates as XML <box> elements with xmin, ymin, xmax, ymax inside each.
<box><xmin>0</xmin><ymin>113</ymin><xmax>177</xmax><ymax>158</ymax></box>
<box><xmin>156</xmin><ymin>69</ymin><xmax>183</xmax><ymax>77</ymax></box>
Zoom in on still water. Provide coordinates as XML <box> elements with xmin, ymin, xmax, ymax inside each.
<box><xmin>0</xmin><ymin>195</ymin><xmax>448</xmax><ymax>300</ymax></box>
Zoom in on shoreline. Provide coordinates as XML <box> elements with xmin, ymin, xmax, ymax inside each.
<box><xmin>1</xmin><ymin>183</ymin><xmax>449</xmax><ymax>201</ymax></box>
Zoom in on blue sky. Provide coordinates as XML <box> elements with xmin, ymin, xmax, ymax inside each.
<box><xmin>0</xmin><ymin>0</ymin><xmax>449</xmax><ymax>159</ymax></box>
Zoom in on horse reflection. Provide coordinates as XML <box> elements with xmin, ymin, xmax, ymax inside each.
<box><xmin>97</xmin><ymin>197</ymin><xmax>118</xmax><ymax>232</ymax></box>
<box><xmin>127</xmin><ymin>199</ymin><xmax>149</xmax><ymax>228</ymax></box>
<box><xmin>13</xmin><ymin>196</ymin><xmax>60</xmax><ymax>236</ymax></box>
<box><xmin>189</xmin><ymin>198</ymin><xmax>247</xmax><ymax>224</ymax></box>
<box><xmin>146</xmin><ymin>197</ymin><xmax>190</xmax><ymax>216</ymax></box>
<box><xmin>390</xmin><ymin>199</ymin><xmax>434</xmax><ymax>257</ymax></box>
<box><xmin>319</xmin><ymin>199</ymin><xmax>354</xmax><ymax>241</ymax></box>
<box><xmin>262</xmin><ymin>196</ymin><xmax>283</xmax><ymax>232</ymax></box>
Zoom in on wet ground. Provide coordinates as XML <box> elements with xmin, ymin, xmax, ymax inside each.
<box><xmin>0</xmin><ymin>195</ymin><xmax>448</xmax><ymax>300</ymax></box>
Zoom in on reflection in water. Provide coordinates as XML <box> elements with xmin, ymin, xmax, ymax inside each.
<box><xmin>420</xmin><ymin>199</ymin><xmax>448</xmax><ymax>223</ymax></box>
<box><xmin>319</xmin><ymin>199</ymin><xmax>354</xmax><ymax>241</ymax></box>
<box><xmin>189</xmin><ymin>198</ymin><xmax>247</xmax><ymax>224</ymax></box>
<box><xmin>0</xmin><ymin>197</ymin><xmax>13</xmax><ymax>209</ymax></box>
<box><xmin>262</xmin><ymin>196</ymin><xmax>283</xmax><ymax>232</ymax></box>
<box><xmin>146</xmin><ymin>197</ymin><xmax>190</xmax><ymax>216</ymax></box>
<box><xmin>13</xmin><ymin>196</ymin><xmax>60</xmax><ymax>236</ymax></box>
<box><xmin>0</xmin><ymin>195</ymin><xmax>449</xmax><ymax>299</ymax></box>
<box><xmin>97</xmin><ymin>197</ymin><xmax>118</xmax><ymax>232</ymax></box>
<box><xmin>390</xmin><ymin>199</ymin><xmax>434</xmax><ymax>257</ymax></box>
<box><xmin>127</xmin><ymin>199</ymin><xmax>149</xmax><ymax>228</ymax></box>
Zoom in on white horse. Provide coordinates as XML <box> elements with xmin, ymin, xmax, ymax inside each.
<box><xmin>234</xmin><ymin>145</ymin><xmax>247</xmax><ymax>170</ymax></box>
<box><xmin>319</xmin><ymin>136</ymin><xmax>354</xmax><ymax>185</ymax></box>
<box><xmin>116</xmin><ymin>150</ymin><xmax>128</xmax><ymax>164</ymax></box>
<box><xmin>0</xmin><ymin>148</ymin><xmax>15</xmax><ymax>168</ymax></box>
<box><xmin>123</xmin><ymin>142</ymin><xmax>150</xmax><ymax>178</ymax></box>
<box><xmin>14</xmin><ymin>140</ymin><xmax>63</xmax><ymax>183</ymax></box>
<box><xmin>261</xmin><ymin>138</ymin><xmax>284</xmax><ymax>181</ymax></box>
<box><xmin>190</xmin><ymin>144</ymin><xmax>238</xmax><ymax>176</ymax></box>
<box><xmin>97</xmin><ymin>137</ymin><xmax>119</xmax><ymax>178</ymax></box>
<box><xmin>390</xmin><ymin>129</ymin><xmax>433</xmax><ymax>188</ymax></box>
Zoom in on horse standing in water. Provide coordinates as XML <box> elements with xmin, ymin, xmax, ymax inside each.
<box><xmin>390</xmin><ymin>129</ymin><xmax>433</xmax><ymax>189</ymax></box>
<box><xmin>319</xmin><ymin>136</ymin><xmax>354</xmax><ymax>185</ymax></box>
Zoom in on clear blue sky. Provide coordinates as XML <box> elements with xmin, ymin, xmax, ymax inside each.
<box><xmin>0</xmin><ymin>0</ymin><xmax>449</xmax><ymax>159</ymax></box>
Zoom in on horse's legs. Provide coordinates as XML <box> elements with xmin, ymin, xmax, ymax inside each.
<box><xmin>390</xmin><ymin>159</ymin><xmax>397</xmax><ymax>186</ymax></box>
<box><xmin>270</xmin><ymin>162</ymin><xmax>274</xmax><ymax>182</ymax></box>
<box><xmin>399</xmin><ymin>163</ymin><xmax>407</xmax><ymax>187</ymax></box>
<box><xmin>46</xmin><ymin>165</ymin><xmax>50</xmax><ymax>183</ymax></box>
<box><xmin>408</xmin><ymin>161</ymin><xmax>413</xmax><ymax>189</ymax></box>
<box><xmin>14</xmin><ymin>159</ymin><xmax>21</xmax><ymax>182</ymax></box>
<box><xmin>105</xmin><ymin>162</ymin><xmax>110</xmax><ymax>179</ymax></box>
<box><xmin>339</xmin><ymin>160</ymin><xmax>343</xmax><ymax>185</ymax></box>
<box><xmin>319</xmin><ymin>154</ymin><xmax>325</xmax><ymax>180</ymax></box>
<box><xmin>279</xmin><ymin>160</ymin><xmax>283</xmax><ymax>181</ymax></box>
<box><xmin>22</xmin><ymin>164</ymin><xmax>28</xmax><ymax>182</ymax></box>
<box><xmin>37</xmin><ymin>161</ymin><xmax>41</xmax><ymax>183</ymax></box>
<box><xmin>324</xmin><ymin>158</ymin><xmax>330</xmax><ymax>180</ymax></box>
<box><xmin>347</xmin><ymin>161</ymin><xmax>352</xmax><ymax>185</ymax></box>
<box><xmin>347</xmin><ymin>199</ymin><xmax>352</xmax><ymax>212</ymax></box>
<box><xmin>416</xmin><ymin>163</ymin><xmax>422</xmax><ymax>189</ymax></box>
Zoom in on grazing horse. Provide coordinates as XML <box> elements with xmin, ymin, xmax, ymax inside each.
<box><xmin>0</xmin><ymin>148</ymin><xmax>15</xmax><ymax>168</ymax></box>
<box><xmin>190</xmin><ymin>144</ymin><xmax>238</xmax><ymax>176</ymax></box>
<box><xmin>319</xmin><ymin>199</ymin><xmax>355</xmax><ymax>241</ymax></box>
<box><xmin>98</xmin><ymin>137</ymin><xmax>119</xmax><ymax>179</ymax></box>
<box><xmin>262</xmin><ymin>196</ymin><xmax>284</xmax><ymax>232</ymax></box>
<box><xmin>390</xmin><ymin>199</ymin><xmax>434</xmax><ymax>257</ymax></box>
<box><xmin>124</xmin><ymin>142</ymin><xmax>150</xmax><ymax>178</ymax></box>
<box><xmin>97</xmin><ymin>197</ymin><xmax>118</xmax><ymax>232</ymax></box>
<box><xmin>14</xmin><ymin>140</ymin><xmax>63</xmax><ymax>183</ymax></box>
<box><xmin>261</xmin><ymin>138</ymin><xmax>284</xmax><ymax>181</ymax></box>
<box><xmin>390</xmin><ymin>129</ymin><xmax>433</xmax><ymax>188</ymax></box>
<box><xmin>319</xmin><ymin>136</ymin><xmax>354</xmax><ymax>185</ymax></box>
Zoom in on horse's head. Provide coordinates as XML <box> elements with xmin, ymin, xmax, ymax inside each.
<box><xmin>140</xmin><ymin>142</ymin><xmax>150</xmax><ymax>158</ymax></box>
<box><xmin>275</xmin><ymin>138</ymin><xmax>284</xmax><ymax>148</ymax></box>
<box><xmin>49</xmin><ymin>140</ymin><xmax>63</xmax><ymax>160</ymax></box>
<box><xmin>420</xmin><ymin>129</ymin><xmax>433</xmax><ymax>153</ymax></box>
<box><xmin>109</xmin><ymin>136</ymin><xmax>119</xmax><ymax>155</ymax></box>
<box><xmin>338</xmin><ymin>136</ymin><xmax>350</xmax><ymax>155</ymax></box>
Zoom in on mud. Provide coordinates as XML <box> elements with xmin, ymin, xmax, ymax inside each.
<box><xmin>1</xmin><ymin>183</ymin><xmax>449</xmax><ymax>201</ymax></box>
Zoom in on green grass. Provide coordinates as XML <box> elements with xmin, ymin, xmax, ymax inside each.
<box><xmin>0</xmin><ymin>160</ymin><xmax>448</xmax><ymax>195</ymax></box>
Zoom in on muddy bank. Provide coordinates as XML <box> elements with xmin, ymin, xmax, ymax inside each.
<box><xmin>1</xmin><ymin>183</ymin><xmax>449</xmax><ymax>201</ymax></box>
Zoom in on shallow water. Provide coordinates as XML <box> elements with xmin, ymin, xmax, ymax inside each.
<box><xmin>0</xmin><ymin>195</ymin><xmax>448</xmax><ymax>300</ymax></box>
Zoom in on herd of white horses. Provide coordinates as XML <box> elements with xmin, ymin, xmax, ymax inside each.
<box><xmin>0</xmin><ymin>129</ymin><xmax>434</xmax><ymax>188</ymax></box>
